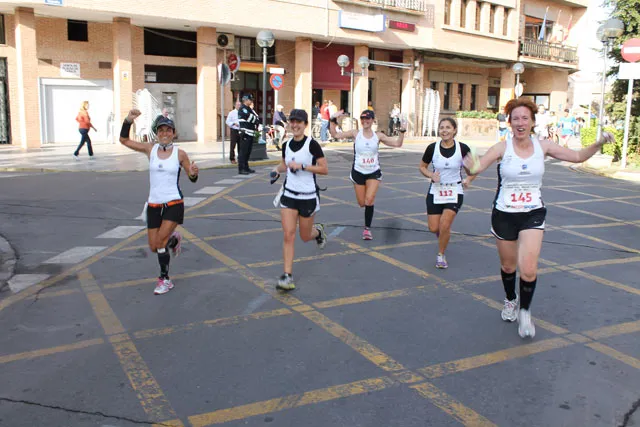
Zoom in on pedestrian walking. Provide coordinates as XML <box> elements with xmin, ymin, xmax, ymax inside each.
<box><xmin>226</xmin><ymin>101</ymin><xmax>241</xmax><ymax>164</ymax></box>
<box><xmin>73</xmin><ymin>101</ymin><xmax>97</xmax><ymax>160</ymax></box>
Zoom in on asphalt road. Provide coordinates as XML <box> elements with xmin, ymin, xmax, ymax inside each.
<box><xmin>1</xmin><ymin>145</ymin><xmax>640</xmax><ymax>427</ymax></box>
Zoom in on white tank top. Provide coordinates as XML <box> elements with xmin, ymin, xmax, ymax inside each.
<box><xmin>428</xmin><ymin>140</ymin><xmax>464</xmax><ymax>195</ymax></box>
<box><xmin>494</xmin><ymin>135</ymin><xmax>545</xmax><ymax>213</ymax></box>
<box><xmin>353</xmin><ymin>130</ymin><xmax>380</xmax><ymax>174</ymax></box>
<box><xmin>148</xmin><ymin>144</ymin><xmax>183</xmax><ymax>204</ymax></box>
<box><xmin>284</xmin><ymin>136</ymin><xmax>317</xmax><ymax>200</ymax></box>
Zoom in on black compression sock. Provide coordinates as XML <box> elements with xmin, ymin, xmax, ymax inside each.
<box><xmin>519</xmin><ymin>277</ymin><xmax>537</xmax><ymax>310</ymax></box>
<box><xmin>501</xmin><ymin>269</ymin><xmax>517</xmax><ymax>301</ymax></box>
<box><xmin>157</xmin><ymin>248</ymin><xmax>170</xmax><ymax>279</ymax></box>
<box><xmin>365</xmin><ymin>205</ymin><xmax>374</xmax><ymax>228</ymax></box>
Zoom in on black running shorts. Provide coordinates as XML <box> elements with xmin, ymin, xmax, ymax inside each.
<box><xmin>350</xmin><ymin>168</ymin><xmax>383</xmax><ymax>186</ymax></box>
<box><xmin>280</xmin><ymin>194</ymin><xmax>318</xmax><ymax>218</ymax></box>
<box><xmin>491</xmin><ymin>207</ymin><xmax>546</xmax><ymax>241</ymax></box>
<box><xmin>147</xmin><ymin>202</ymin><xmax>185</xmax><ymax>229</ymax></box>
<box><xmin>426</xmin><ymin>193</ymin><xmax>464</xmax><ymax>215</ymax></box>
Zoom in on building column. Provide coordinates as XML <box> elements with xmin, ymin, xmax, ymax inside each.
<box><xmin>353</xmin><ymin>45</ymin><xmax>369</xmax><ymax>117</ymax></box>
<box><xmin>450</xmin><ymin>0</ymin><xmax>461</xmax><ymax>26</ymax></box>
<box><xmin>463</xmin><ymin>83</ymin><xmax>472</xmax><ymax>110</ymax></box>
<box><xmin>400</xmin><ymin>50</ymin><xmax>416</xmax><ymax>136</ymax></box>
<box><xmin>495</xmin><ymin>6</ymin><xmax>505</xmax><ymax>36</ymax></box>
<box><xmin>481</xmin><ymin>2</ymin><xmax>491</xmax><ymax>33</ymax></box>
<box><xmin>196</xmin><ymin>27</ymin><xmax>218</xmax><ymax>144</ymax></box>
<box><xmin>113</xmin><ymin>18</ymin><xmax>133</xmax><ymax>139</ymax></box>
<box><xmin>294</xmin><ymin>38</ymin><xmax>313</xmax><ymax>132</ymax></box>
<box><xmin>451</xmin><ymin>83</ymin><xmax>461</xmax><ymax>111</ymax></box>
<box><xmin>499</xmin><ymin>67</ymin><xmax>515</xmax><ymax>109</ymax></box>
<box><xmin>465</xmin><ymin>0</ymin><xmax>477</xmax><ymax>30</ymax></box>
<box><xmin>14</xmin><ymin>7</ymin><xmax>40</xmax><ymax>148</ymax></box>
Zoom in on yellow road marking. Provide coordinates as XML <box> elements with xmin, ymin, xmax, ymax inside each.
<box><xmin>553</xmin><ymin>204</ymin><xmax>624</xmax><ymax>222</ymax></box>
<box><xmin>586</xmin><ymin>342</ymin><xmax>640</xmax><ymax>370</ymax></box>
<box><xmin>247</xmin><ymin>250</ymin><xmax>357</xmax><ymax>268</ymax></box>
<box><xmin>569</xmin><ymin>269</ymin><xmax>640</xmax><ymax>296</ymax></box>
<box><xmin>559</xmin><ymin>228</ymin><xmax>640</xmax><ymax>254</ymax></box>
<box><xmin>102</xmin><ymin>267</ymin><xmax>230</xmax><ymax>290</ymax></box>
<box><xmin>313</xmin><ymin>286</ymin><xmax>436</xmax><ymax>309</ymax></box>
<box><xmin>78</xmin><ymin>269</ymin><xmax>181</xmax><ymax>424</ymax></box>
<box><xmin>410</xmin><ymin>382</ymin><xmax>498</xmax><ymax>427</ymax></box>
<box><xmin>0</xmin><ymin>338</ymin><xmax>105</xmax><ymax>364</ymax></box>
<box><xmin>185</xmin><ymin>173</ymin><xmax>261</xmax><ymax>213</ymax></box>
<box><xmin>583</xmin><ymin>319</ymin><xmax>640</xmax><ymax>340</ymax></box>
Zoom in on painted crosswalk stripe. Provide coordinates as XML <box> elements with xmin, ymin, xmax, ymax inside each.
<box><xmin>7</xmin><ymin>274</ymin><xmax>50</xmax><ymax>293</ymax></box>
<box><xmin>215</xmin><ymin>179</ymin><xmax>243</xmax><ymax>185</ymax></box>
<box><xmin>97</xmin><ymin>226</ymin><xmax>145</xmax><ymax>239</ymax></box>
<box><xmin>44</xmin><ymin>247</ymin><xmax>107</xmax><ymax>264</ymax></box>
<box><xmin>194</xmin><ymin>186</ymin><xmax>226</xmax><ymax>195</ymax></box>
<box><xmin>183</xmin><ymin>197</ymin><xmax>206</xmax><ymax>207</ymax></box>
<box><xmin>233</xmin><ymin>174</ymin><xmax>252</xmax><ymax>179</ymax></box>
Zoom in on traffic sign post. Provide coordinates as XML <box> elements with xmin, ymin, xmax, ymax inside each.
<box><xmin>620</xmin><ymin>38</ymin><xmax>640</xmax><ymax>169</ymax></box>
<box><xmin>227</xmin><ymin>53</ymin><xmax>240</xmax><ymax>73</ymax></box>
<box><xmin>270</xmin><ymin>75</ymin><xmax>284</xmax><ymax>126</ymax></box>
<box><xmin>218</xmin><ymin>63</ymin><xmax>231</xmax><ymax>162</ymax></box>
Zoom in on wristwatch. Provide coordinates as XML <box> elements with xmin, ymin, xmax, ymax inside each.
<box><xmin>301</xmin><ymin>164</ymin><xmax>306</xmax><ymax>171</ymax></box>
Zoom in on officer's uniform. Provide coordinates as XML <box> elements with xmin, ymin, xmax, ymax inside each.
<box><xmin>238</xmin><ymin>100</ymin><xmax>260</xmax><ymax>173</ymax></box>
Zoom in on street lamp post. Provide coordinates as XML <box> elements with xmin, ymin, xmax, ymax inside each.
<box><xmin>596</xmin><ymin>18</ymin><xmax>624</xmax><ymax>141</ymax></box>
<box><xmin>512</xmin><ymin>62</ymin><xmax>524</xmax><ymax>98</ymax></box>
<box><xmin>337</xmin><ymin>55</ymin><xmax>370</xmax><ymax>119</ymax></box>
<box><xmin>256</xmin><ymin>30</ymin><xmax>275</xmax><ymax>159</ymax></box>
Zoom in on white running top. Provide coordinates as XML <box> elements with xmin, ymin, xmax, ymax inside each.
<box><xmin>148</xmin><ymin>144</ymin><xmax>183</xmax><ymax>204</ymax></box>
<box><xmin>428</xmin><ymin>140</ymin><xmax>464</xmax><ymax>195</ymax></box>
<box><xmin>283</xmin><ymin>136</ymin><xmax>317</xmax><ymax>200</ymax></box>
<box><xmin>353</xmin><ymin>130</ymin><xmax>380</xmax><ymax>174</ymax></box>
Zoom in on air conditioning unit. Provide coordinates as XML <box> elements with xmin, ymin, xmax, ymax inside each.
<box><xmin>217</xmin><ymin>33</ymin><xmax>235</xmax><ymax>48</ymax></box>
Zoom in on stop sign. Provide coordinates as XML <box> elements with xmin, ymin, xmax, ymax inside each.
<box><xmin>621</xmin><ymin>38</ymin><xmax>640</xmax><ymax>63</ymax></box>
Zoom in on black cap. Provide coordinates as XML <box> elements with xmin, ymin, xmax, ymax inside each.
<box><xmin>242</xmin><ymin>93</ymin><xmax>254</xmax><ymax>101</ymax></box>
<box><xmin>360</xmin><ymin>110</ymin><xmax>375</xmax><ymax>120</ymax></box>
<box><xmin>155</xmin><ymin>116</ymin><xmax>175</xmax><ymax>131</ymax></box>
<box><xmin>288</xmin><ymin>109</ymin><xmax>308</xmax><ymax>123</ymax></box>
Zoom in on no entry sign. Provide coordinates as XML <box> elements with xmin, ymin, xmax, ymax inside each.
<box><xmin>621</xmin><ymin>38</ymin><xmax>640</xmax><ymax>63</ymax></box>
<box><xmin>270</xmin><ymin>74</ymin><xmax>284</xmax><ymax>90</ymax></box>
<box><xmin>227</xmin><ymin>53</ymin><xmax>240</xmax><ymax>72</ymax></box>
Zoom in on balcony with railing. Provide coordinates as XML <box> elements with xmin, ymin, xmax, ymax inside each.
<box><xmin>334</xmin><ymin>0</ymin><xmax>433</xmax><ymax>14</ymax></box>
<box><xmin>519</xmin><ymin>38</ymin><xmax>578</xmax><ymax>66</ymax></box>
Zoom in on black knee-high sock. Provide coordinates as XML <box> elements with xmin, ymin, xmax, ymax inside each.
<box><xmin>501</xmin><ymin>269</ymin><xmax>517</xmax><ymax>301</ymax></box>
<box><xmin>365</xmin><ymin>205</ymin><xmax>374</xmax><ymax>228</ymax></box>
<box><xmin>167</xmin><ymin>235</ymin><xmax>178</xmax><ymax>249</ymax></box>
<box><xmin>519</xmin><ymin>277</ymin><xmax>537</xmax><ymax>310</ymax></box>
<box><xmin>157</xmin><ymin>248</ymin><xmax>170</xmax><ymax>279</ymax></box>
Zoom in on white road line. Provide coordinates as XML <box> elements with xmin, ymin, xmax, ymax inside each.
<box><xmin>194</xmin><ymin>186</ymin><xmax>226</xmax><ymax>195</ymax></box>
<box><xmin>96</xmin><ymin>226</ymin><xmax>145</xmax><ymax>239</ymax></box>
<box><xmin>215</xmin><ymin>179</ymin><xmax>244</xmax><ymax>185</ymax></box>
<box><xmin>329</xmin><ymin>226</ymin><xmax>346</xmax><ymax>238</ymax></box>
<box><xmin>44</xmin><ymin>246</ymin><xmax>107</xmax><ymax>264</ymax></box>
<box><xmin>233</xmin><ymin>174</ymin><xmax>252</xmax><ymax>179</ymax></box>
<box><xmin>183</xmin><ymin>197</ymin><xmax>206</xmax><ymax>207</ymax></box>
<box><xmin>242</xmin><ymin>293</ymin><xmax>273</xmax><ymax>315</ymax></box>
<box><xmin>7</xmin><ymin>274</ymin><xmax>50</xmax><ymax>293</ymax></box>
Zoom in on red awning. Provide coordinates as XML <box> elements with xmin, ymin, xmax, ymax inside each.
<box><xmin>312</xmin><ymin>43</ymin><xmax>354</xmax><ymax>91</ymax></box>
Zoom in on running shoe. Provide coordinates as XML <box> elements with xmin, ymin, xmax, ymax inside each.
<box><xmin>154</xmin><ymin>278</ymin><xmax>174</xmax><ymax>295</ymax></box>
<box><xmin>435</xmin><ymin>253</ymin><xmax>448</xmax><ymax>269</ymax></box>
<box><xmin>73</xmin><ymin>155</ymin><xmax>79</xmax><ymax>161</ymax></box>
<box><xmin>276</xmin><ymin>273</ymin><xmax>295</xmax><ymax>291</ymax></box>
<box><xmin>501</xmin><ymin>296</ymin><xmax>519</xmax><ymax>322</ymax></box>
<box><xmin>89</xmin><ymin>156</ymin><xmax>96</xmax><ymax>161</ymax></box>
<box><xmin>518</xmin><ymin>308</ymin><xmax>536</xmax><ymax>338</ymax></box>
<box><xmin>362</xmin><ymin>228</ymin><xmax>373</xmax><ymax>240</ymax></box>
<box><xmin>169</xmin><ymin>231</ymin><xmax>182</xmax><ymax>257</ymax></box>
<box><xmin>314</xmin><ymin>224</ymin><xmax>327</xmax><ymax>249</ymax></box>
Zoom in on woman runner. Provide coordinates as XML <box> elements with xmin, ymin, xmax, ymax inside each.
<box><xmin>272</xmin><ymin>109</ymin><xmax>328</xmax><ymax>291</ymax></box>
<box><xmin>329</xmin><ymin>109</ymin><xmax>405</xmax><ymax>240</ymax></box>
<box><xmin>419</xmin><ymin>118</ymin><xmax>474</xmax><ymax>269</ymax></box>
<box><xmin>464</xmin><ymin>98</ymin><xmax>614</xmax><ymax>338</ymax></box>
<box><xmin>119</xmin><ymin>109</ymin><xmax>199</xmax><ymax>295</ymax></box>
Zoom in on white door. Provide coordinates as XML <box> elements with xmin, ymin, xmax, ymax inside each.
<box><xmin>41</xmin><ymin>79</ymin><xmax>113</xmax><ymax>144</ymax></box>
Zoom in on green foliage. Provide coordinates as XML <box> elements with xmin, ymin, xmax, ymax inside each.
<box><xmin>455</xmin><ymin>110</ymin><xmax>497</xmax><ymax>119</ymax></box>
<box><xmin>580</xmin><ymin>124</ymin><xmax>632</xmax><ymax>161</ymax></box>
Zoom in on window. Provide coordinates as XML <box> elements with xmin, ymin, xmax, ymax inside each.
<box><xmin>431</xmin><ymin>81</ymin><xmax>438</xmax><ymax>91</ymax></box>
<box><xmin>475</xmin><ymin>2</ymin><xmax>482</xmax><ymax>31</ymax></box>
<box><xmin>503</xmin><ymin>9</ymin><xmax>510</xmax><ymax>36</ymax></box>
<box><xmin>487</xmin><ymin>87</ymin><xmax>499</xmax><ymax>111</ymax></box>
<box><xmin>460</xmin><ymin>0</ymin><xmax>467</xmax><ymax>28</ymax></box>
<box><xmin>144</xmin><ymin>28</ymin><xmax>196</xmax><ymax>58</ymax></box>
<box><xmin>470</xmin><ymin>84</ymin><xmax>478</xmax><ymax>110</ymax></box>
<box><xmin>0</xmin><ymin>15</ymin><xmax>5</xmax><ymax>45</ymax></box>
<box><xmin>444</xmin><ymin>0</ymin><xmax>451</xmax><ymax>25</ymax></box>
<box><xmin>444</xmin><ymin>83</ymin><xmax>451</xmax><ymax>110</ymax></box>
<box><xmin>368</xmin><ymin>49</ymin><xmax>376</xmax><ymax>71</ymax></box>
<box><xmin>458</xmin><ymin>84</ymin><xmax>465</xmax><ymax>110</ymax></box>
<box><xmin>524</xmin><ymin>16</ymin><xmax>554</xmax><ymax>41</ymax></box>
<box><xmin>489</xmin><ymin>5</ymin><xmax>495</xmax><ymax>33</ymax></box>
<box><xmin>234</xmin><ymin>36</ymin><xmax>276</xmax><ymax>63</ymax></box>
<box><xmin>67</xmin><ymin>20</ymin><xmax>88</xmax><ymax>42</ymax></box>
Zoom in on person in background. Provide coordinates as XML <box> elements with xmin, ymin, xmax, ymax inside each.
<box><xmin>238</xmin><ymin>94</ymin><xmax>260</xmax><ymax>175</ymax></box>
<box><xmin>312</xmin><ymin>101</ymin><xmax>321</xmax><ymax>120</ymax></box>
<box><xmin>558</xmin><ymin>109</ymin><xmax>578</xmax><ymax>148</ymax></box>
<box><xmin>226</xmin><ymin>101</ymin><xmax>241</xmax><ymax>164</ymax></box>
<box><xmin>496</xmin><ymin>108</ymin><xmax>509</xmax><ymax>142</ymax></box>
<box><xmin>534</xmin><ymin>105</ymin><xmax>550</xmax><ymax>141</ymax></box>
<box><xmin>367</xmin><ymin>101</ymin><xmax>375</xmax><ymax>112</ymax></box>
<box><xmin>320</xmin><ymin>100</ymin><xmax>330</xmax><ymax>143</ymax></box>
<box><xmin>273</xmin><ymin>104</ymin><xmax>288</xmax><ymax>150</ymax></box>
<box><xmin>74</xmin><ymin>101</ymin><xmax>97</xmax><ymax>160</ymax></box>
<box><xmin>389</xmin><ymin>103</ymin><xmax>401</xmax><ymax>135</ymax></box>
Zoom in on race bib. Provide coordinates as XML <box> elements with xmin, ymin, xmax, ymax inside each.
<box><xmin>502</xmin><ymin>183</ymin><xmax>541</xmax><ymax>211</ymax></box>
<box><xmin>356</xmin><ymin>151</ymin><xmax>377</xmax><ymax>172</ymax></box>
<box><xmin>433</xmin><ymin>183</ymin><xmax>458</xmax><ymax>204</ymax></box>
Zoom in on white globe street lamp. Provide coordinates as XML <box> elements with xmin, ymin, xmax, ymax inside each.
<box><xmin>256</xmin><ymin>30</ymin><xmax>275</xmax><ymax>154</ymax></box>
<box><xmin>337</xmin><ymin>55</ymin><xmax>371</xmax><ymax>118</ymax></box>
<box><xmin>596</xmin><ymin>18</ymin><xmax>624</xmax><ymax>141</ymax></box>
<box><xmin>512</xmin><ymin>62</ymin><xmax>525</xmax><ymax>98</ymax></box>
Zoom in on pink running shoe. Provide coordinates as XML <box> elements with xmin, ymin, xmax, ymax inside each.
<box><xmin>362</xmin><ymin>228</ymin><xmax>373</xmax><ymax>240</ymax></box>
<box><xmin>154</xmin><ymin>278</ymin><xmax>174</xmax><ymax>295</ymax></box>
<box><xmin>170</xmin><ymin>231</ymin><xmax>182</xmax><ymax>257</ymax></box>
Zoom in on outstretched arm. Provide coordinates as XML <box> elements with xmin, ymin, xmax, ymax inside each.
<box><xmin>119</xmin><ymin>109</ymin><xmax>152</xmax><ymax>156</ymax></box>
<box><xmin>378</xmin><ymin>129</ymin><xmax>405</xmax><ymax>147</ymax></box>
<box><xmin>543</xmin><ymin>132</ymin><xmax>614</xmax><ymax>163</ymax></box>
<box><xmin>463</xmin><ymin>141</ymin><xmax>505</xmax><ymax>176</ymax></box>
<box><xmin>179</xmin><ymin>149</ymin><xmax>199</xmax><ymax>183</ymax></box>
<box><xmin>329</xmin><ymin>111</ymin><xmax>358</xmax><ymax>140</ymax></box>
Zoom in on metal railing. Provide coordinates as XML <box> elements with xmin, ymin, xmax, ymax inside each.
<box><xmin>351</xmin><ymin>0</ymin><xmax>431</xmax><ymax>12</ymax></box>
<box><xmin>519</xmin><ymin>38</ymin><xmax>578</xmax><ymax>65</ymax></box>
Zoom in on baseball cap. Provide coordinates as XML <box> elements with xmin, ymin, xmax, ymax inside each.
<box><xmin>288</xmin><ymin>109</ymin><xmax>309</xmax><ymax>123</ymax></box>
<box><xmin>242</xmin><ymin>93</ymin><xmax>254</xmax><ymax>101</ymax></box>
<box><xmin>360</xmin><ymin>110</ymin><xmax>375</xmax><ymax>120</ymax></box>
<box><xmin>155</xmin><ymin>116</ymin><xmax>175</xmax><ymax>131</ymax></box>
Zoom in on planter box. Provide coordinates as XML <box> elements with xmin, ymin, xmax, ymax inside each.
<box><xmin>457</xmin><ymin>118</ymin><xmax>498</xmax><ymax>138</ymax></box>
<box><xmin>585</xmin><ymin>154</ymin><xmax>614</xmax><ymax>170</ymax></box>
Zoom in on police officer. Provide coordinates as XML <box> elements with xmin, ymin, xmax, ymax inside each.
<box><xmin>238</xmin><ymin>94</ymin><xmax>260</xmax><ymax>174</ymax></box>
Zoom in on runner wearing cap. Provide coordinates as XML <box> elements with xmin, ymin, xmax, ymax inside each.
<box><xmin>119</xmin><ymin>109</ymin><xmax>199</xmax><ymax>295</ymax></box>
<box><xmin>329</xmin><ymin>109</ymin><xmax>405</xmax><ymax>240</ymax></box>
<box><xmin>271</xmin><ymin>108</ymin><xmax>328</xmax><ymax>291</ymax></box>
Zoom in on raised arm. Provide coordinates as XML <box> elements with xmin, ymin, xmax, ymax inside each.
<box><xmin>542</xmin><ymin>132</ymin><xmax>614</xmax><ymax>163</ymax></box>
<box><xmin>329</xmin><ymin>111</ymin><xmax>358</xmax><ymax>140</ymax></box>
<box><xmin>178</xmin><ymin>149</ymin><xmax>199</xmax><ymax>183</ymax></box>
<box><xmin>119</xmin><ymin>109</ymin><xmax>152</xmax><ymax>156</ymax></box>
<box><xmin>377</xmin><ymin>129</ymin><xmax>405</xmax><ymax>148</ymax></box>
<box><xmin>463</xmin><ymin>141</ymin><xmax>505</xmax><ymax>176</ymax></box>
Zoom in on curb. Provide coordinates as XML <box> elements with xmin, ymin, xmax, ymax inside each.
<box><xmin>0</xmin><ymin>234</ymin><xmax>16</xmax><ymax>289</ymax></box>
<box><xmin>569</xmin><ymin>164</ymin><xmax>640</xmax><ymax>184</ymax></box>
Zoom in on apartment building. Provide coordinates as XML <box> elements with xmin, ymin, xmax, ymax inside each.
<box><xmin>0</xmin><ymin>0</ymin><xmax>587</xmax><ymax>147</ymax></box>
